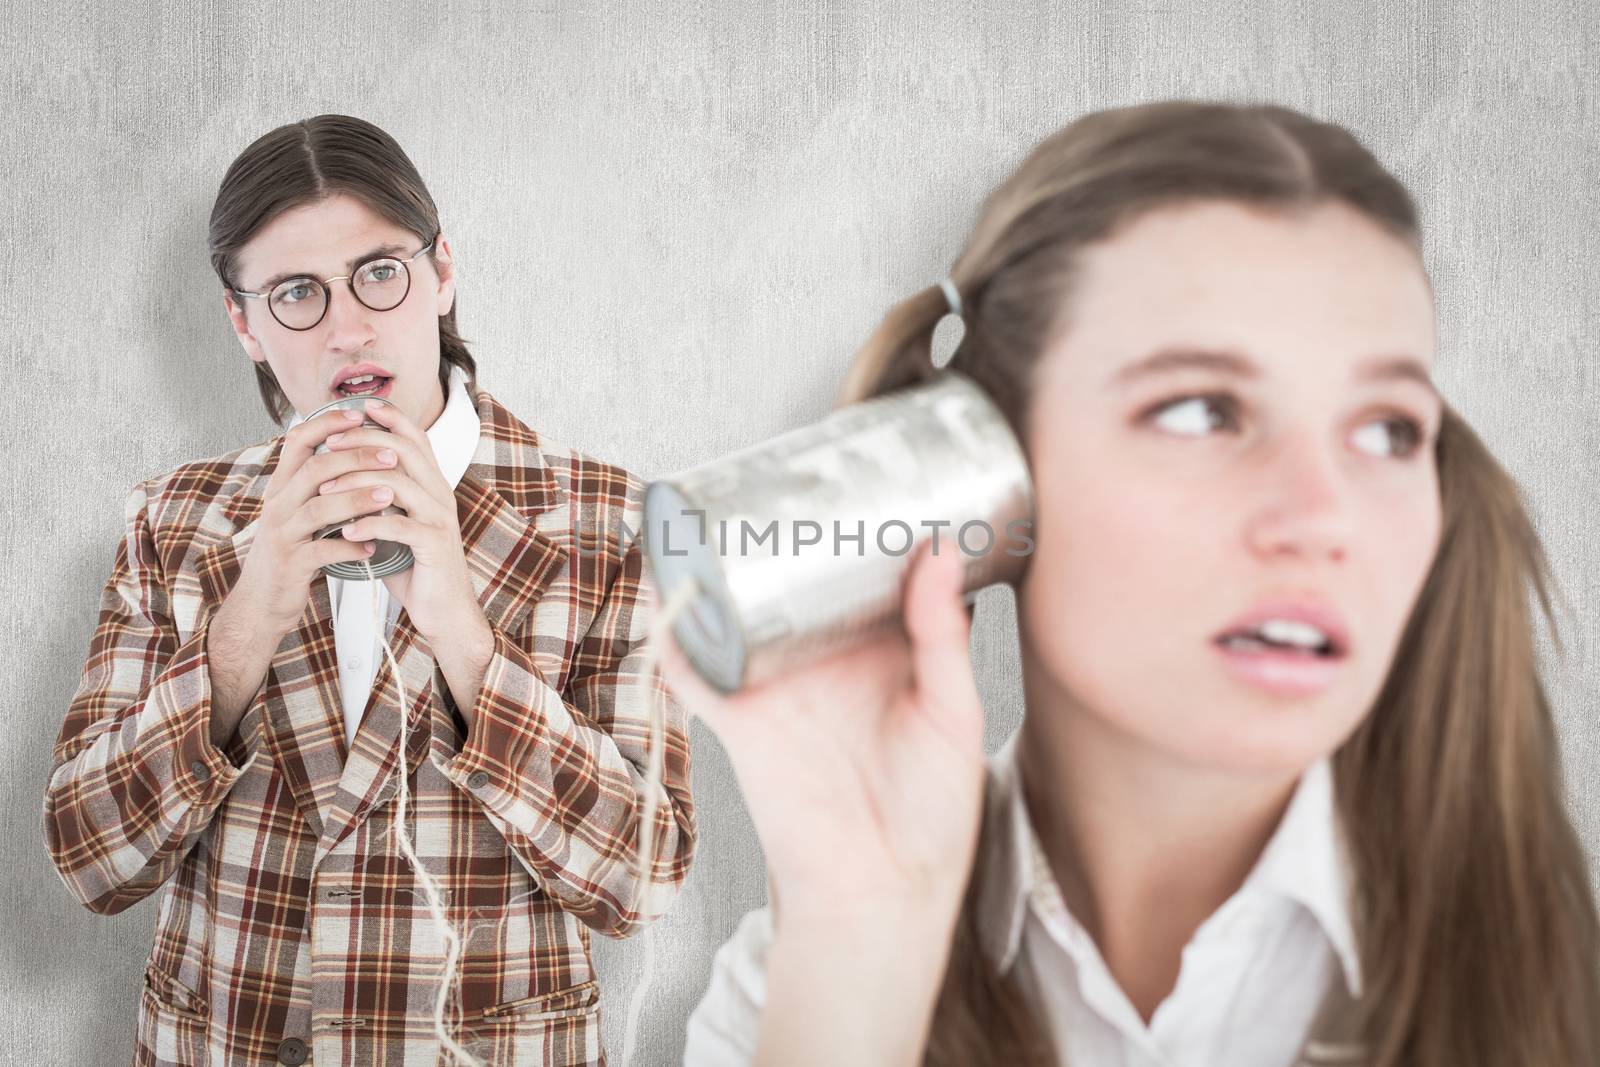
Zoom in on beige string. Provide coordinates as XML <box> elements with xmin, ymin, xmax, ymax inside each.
<box><xmin>357</xmin><ymin>553</ymin><xmax>484</xmax><ymax>1066</ymax></box>
<box><xmin>353</xmin><ymin>550</ymin><xmax>699</xmax><ymax>1067</ymax></box>
<box><xmin>618</xmin><ymin>575</ymin><xmax>700</xmax><ymax>1067</ymax></box>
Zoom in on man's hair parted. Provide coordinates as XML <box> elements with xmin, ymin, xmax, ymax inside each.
<box><xmin>207</xmin><ymin>114</ymin><xmax>477</xmax><ymax>426</ymax></box>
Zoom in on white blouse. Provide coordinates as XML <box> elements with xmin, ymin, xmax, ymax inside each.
<box><xmin>683</xmin><ymin>731</ymin><xmax>1364</xmax><ymax>1066</ymax></box>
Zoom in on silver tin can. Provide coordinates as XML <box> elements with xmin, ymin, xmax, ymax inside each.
<box><xmin>303</xmin><ymin>393</ymin><xmax>415</xmax><ymax>580</ymax></box>
<box><xmin>644</xmin><ymin>371</ymin><xmax>1034</xmax><ymax>694</ymax></box>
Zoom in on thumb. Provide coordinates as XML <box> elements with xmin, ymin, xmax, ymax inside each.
<box><xmin>651</xmin><ymin>611</ymin><xmax>736</xmax><ymax>731</ymax></box>
<box><xmin>901</xmin><ymin>540</ymin><xmax>978</xmax><ymax>716</ymax></box>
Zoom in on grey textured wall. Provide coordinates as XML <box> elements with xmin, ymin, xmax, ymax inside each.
<box><xmin>5</xmin><ymin>1</ymin><xmax>1597</xmax><ymax>1064</ymax></box>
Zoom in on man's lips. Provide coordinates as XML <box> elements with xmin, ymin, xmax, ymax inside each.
<box><xmin>332</xmin><ymin>376</ymin><xmax>394</xmax><ymax>401</ymax></box>
<box><xmin>330</xmin><ymin>360</ymin><xmax>394</xmax><ymax>390</ymax></box>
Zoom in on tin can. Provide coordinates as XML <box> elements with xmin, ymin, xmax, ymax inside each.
<box><xmin>644</xmin><ymin>371</ymin><xmax>1034</xmax><ymax>694</ymax></box>
<box><xmin>303</xmin><ymin>393</ymin><xmax>414</xmax><ymax>580</ymax></box>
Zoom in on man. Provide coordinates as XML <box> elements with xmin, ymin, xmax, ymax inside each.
<box><xmin>42</xmin><ymin>114</ymin><xmax>695</xmax><ymax>1067</ymax></box>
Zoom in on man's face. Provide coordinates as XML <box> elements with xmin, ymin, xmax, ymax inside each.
<box><xmin>224</xmin><ymin>193</ymin><xmax>456</xmax><ymax>428</ymax></box>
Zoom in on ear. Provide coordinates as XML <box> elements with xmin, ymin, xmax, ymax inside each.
<box><xmin>431</xmin><ymin>232</ymin><xmax>456</xmax><ymax>317</ymax></box>
<box><xmin>222</xmin><ymin>288</ymin><xmax>268</xmax><ymax>364</ymax></box>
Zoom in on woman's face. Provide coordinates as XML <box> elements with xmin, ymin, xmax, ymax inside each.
<box><xmin>1017</xmin><ymin>199</ymin><xmax>1443</xmax><ymax>773</ymax></box>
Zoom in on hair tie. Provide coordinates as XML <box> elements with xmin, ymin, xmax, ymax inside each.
<box><xmin>938</xmin><ymin>277</ymin><xmax>963</xmax><ymax>320</ymax></box>
<box><xmin>930</xmin><ymin>278</ymin><xmax>966</xmax><ymax>371</ymax></box>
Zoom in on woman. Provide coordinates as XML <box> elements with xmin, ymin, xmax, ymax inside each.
<box><xmin>662</xmin><ymin>100</ymin><xmax>1600</xmax><ymax>1066</ymax></box>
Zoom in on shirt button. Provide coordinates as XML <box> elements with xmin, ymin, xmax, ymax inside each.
<box><xmin>467</xmin><ymin>770</ymin><xmax>491</xmax><ymax>791</ymax></box>
<box><xmin>344</xmin><ymin>656</ymin><xmax>363</xmax><ymax>671</ymax></box>
<box><xmin>190</xmin><ymin>759</ymin><xmax>211</xmax><ymax>782</ymax></box>
<box><xmin>276</xmin><ymin>1037</ymin><xmax>308</xmax><ymax>1065</ymax></box>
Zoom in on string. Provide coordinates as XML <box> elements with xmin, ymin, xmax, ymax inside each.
<box><xmin>358</xmin><ymin>552</ymin><xmax>485</xmax><ymax>1067</ymax></box>
<box><xmin>353</xmin><ymin>546</ymin><xmax>699</xmax><ymax>1067</ymax></box>
<box><xmin>618</xmin><ymin>575</ymin><xmax>700</xmax><ymax>1067</ymax></box>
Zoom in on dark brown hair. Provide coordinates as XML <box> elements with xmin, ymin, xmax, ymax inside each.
<box><xmin>207</xmin><ymin>114</ymin><xmax>477</xmax><ymax>426</ymax></box>
<box><xmin>839</xmin><ymin>100</ymin><xmax>1600</xmax><ymax>1066</ymax></box>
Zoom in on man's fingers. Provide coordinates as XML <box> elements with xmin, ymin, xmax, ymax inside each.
<box><xmin>273</xmin><ymin>411</ymin><xmax>365</xmax><ymax>508</ymax></box>
<box><xmin>289</xmin><ymin>410</ymin><xmax>361</xmax><ymax>463</ymax></box>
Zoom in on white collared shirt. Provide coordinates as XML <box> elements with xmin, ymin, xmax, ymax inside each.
<box><xmin>284</xmin><ymin>363</ymin><xmax>481</xmax><ymax>749</ymax></box>
<box><xmin>682</xmin><ymin>732</ymin><xmax>1363</xmax><ymax>1066</ymax></box>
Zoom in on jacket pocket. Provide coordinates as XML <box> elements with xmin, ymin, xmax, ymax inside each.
<box><xmin>479</xmin><ymin>979</ymin><xmax>599</xmax><ymax>1023</ymax></box>
<box><xmin>143</xmin><ymin>960</ymin><xmax>209</xmax><ymax>1022</ymax></box>
<box><xmin>136</xmin><ymin>961</ymin><xmax>211</xmax><ymax>1067</ymax></box>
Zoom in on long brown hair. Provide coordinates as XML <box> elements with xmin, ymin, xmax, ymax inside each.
<box><xmin>207</xmin><ymin>114</ymin><xmax>477</xmax><ymax>426</ymax></box>
<box><xmin>838</xmin><ymin>100</ymin><xmax>1600</xmax><ymax>1066</ymax></box>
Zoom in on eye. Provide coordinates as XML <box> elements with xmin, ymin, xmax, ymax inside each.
<box><xmin>1145</xmin><ymin>393</ymin><xmax>1241</xmax><ymax>436</ymax></box>
<box><xmin>272</xmin><ymin>280</ymin><xmax>317</xmax><ymax>306</ymax></box>
<box><xmin>1353</xmin><ymin>413</ymin><xmax>1428</xmax><ymax>459</ymax></box>
<box><xmin>1143</xmin><ymin>393</ymin><xmax>1432</xmax><ymax>461</ymax></box>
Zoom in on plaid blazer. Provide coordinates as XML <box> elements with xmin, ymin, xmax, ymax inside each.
<box><xmin>42</xmin><ymin>387</ymin><xmax>696</xmax><ymax>1066</ymax></box>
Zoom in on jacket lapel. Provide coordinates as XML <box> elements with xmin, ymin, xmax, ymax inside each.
<box><xmin>195</xmin><ymin>391</ymin><xmax>569</xmax><ymax>864</ymax></box>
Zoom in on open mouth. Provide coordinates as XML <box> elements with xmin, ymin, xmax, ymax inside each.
<box><xmin>1212</xmin><ymin>632</ymin><xmax>1341</xmax><ymax>659</ymax></box>
<box><xmin>335</xmin><ymin>374</ymin><xmax>393</xmax><ymax>399</ymax></box>
<box><xmin>1212</xmin><ymin>628</ymin><xmax>1347</xmax><ymax>697</ymax></box>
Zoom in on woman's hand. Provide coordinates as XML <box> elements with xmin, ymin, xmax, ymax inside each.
<box><xmin>655</xmin><ymin>540</ymin><xmax>987</xmax><ymax>1066</ymax></box>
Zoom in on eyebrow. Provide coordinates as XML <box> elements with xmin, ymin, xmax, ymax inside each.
<box><xmin>1106</xmin><ymin>345</ymin><xmax>1440</xmax><ymax>401</ymax></box>
<box><xmin>251</xmin><ymin>243</ymin><xmax>411</xmax><ymax>291</ymax></box>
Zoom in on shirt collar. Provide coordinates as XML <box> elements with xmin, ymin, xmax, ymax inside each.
<box><xmin>1235</xmin><ymin>752</ymin><xmax>1364</xmax><ymax>998</ymax></box>
<box><xmin>285</xmin><ymin>363</ymin><xmax>481</xmax><ymax>491</ymax></box>
<box><xmin>978</xmin><ymin>732</ymin><xmax>1363</xmax><ymax>1000</ymax></box>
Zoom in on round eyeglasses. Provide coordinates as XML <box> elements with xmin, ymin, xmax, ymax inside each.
<box><xmin>229</xmin><ymin>234</ymin><xmax>438</xmax><ymax>331</ymax></box>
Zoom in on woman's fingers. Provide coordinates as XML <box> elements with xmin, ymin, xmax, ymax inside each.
<box><xmin>652</xmin><ymin>614</ymin><xmax>733</xmax><ymax>728</ymax></box>
<box><xmin>903</xmin><ymin>542</ymin><xmax>975</xmax><ymax>691</ymax></box>
<box><xmin>650</xmin><ymin>542</ymin><xmax>978</xmax><ymax>759</ymax></box>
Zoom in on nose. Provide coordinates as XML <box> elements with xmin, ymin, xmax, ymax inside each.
<box><xmin>1244</xmin><ymin>430</ymin><xmax>1352</xmax><ymax>564</ymax></box>
<box><xmin>321</xmin><ymin>277</ymin><xmax>378</xmax><ymax>353</ymax></box>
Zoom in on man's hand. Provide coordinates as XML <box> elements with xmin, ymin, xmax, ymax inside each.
<box><xmin>313</xmin><ymin>397</ymin><xmax>486</xmax><ymax>649</ymax></box>
<box><xmin>206</xmin><ymin>405</ymin><xmax>398</xmax><ymax>748</ymax></box>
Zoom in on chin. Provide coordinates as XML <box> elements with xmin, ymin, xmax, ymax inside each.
<box><xmin>1166</xmin><ymin>699</ymin><xmax>1358</xmax><ymax>775</ymax></box>
<box><xmin>1070</xmin><ymin>667</ymin><xmax>1352</xmax><ymax>777</ymax></box>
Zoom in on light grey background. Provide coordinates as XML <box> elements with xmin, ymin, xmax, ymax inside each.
<box><xmin>4</xmin><ymin>1</ymin><xmax>1597</xmax><ymax>1064</ymax></box>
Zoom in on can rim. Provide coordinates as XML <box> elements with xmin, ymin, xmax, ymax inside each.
<box><xmin>305</xmin><ymin>393</ymin><xmax>399</xmax><ymax>422</ymax></box>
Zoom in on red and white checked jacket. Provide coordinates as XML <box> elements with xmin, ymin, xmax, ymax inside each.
<box><xmin>42</xmin><ymin>387</ymin><xmax>696</xmax><ymax>1066</ymax></box>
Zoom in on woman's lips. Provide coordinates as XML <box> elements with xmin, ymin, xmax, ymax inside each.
<box><xmin>1213</xmin><ymin>638</ymin><xmax>1347</xmax><ymax>697</ymax></box>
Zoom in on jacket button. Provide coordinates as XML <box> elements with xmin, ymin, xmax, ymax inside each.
<box><xmin>276</xmin><ymin>1036</ymin><xmax>308</xmax><ymax>1064</ymax></box>
<box><xmin>190</xmin><ymin>759</ymin><xmax>211</xmax><ymax>782</ymax></box>
<box><xmin>466</xmin><ymin>770</ymin><xmax>490</xmax><ymax>791</ymax></box>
